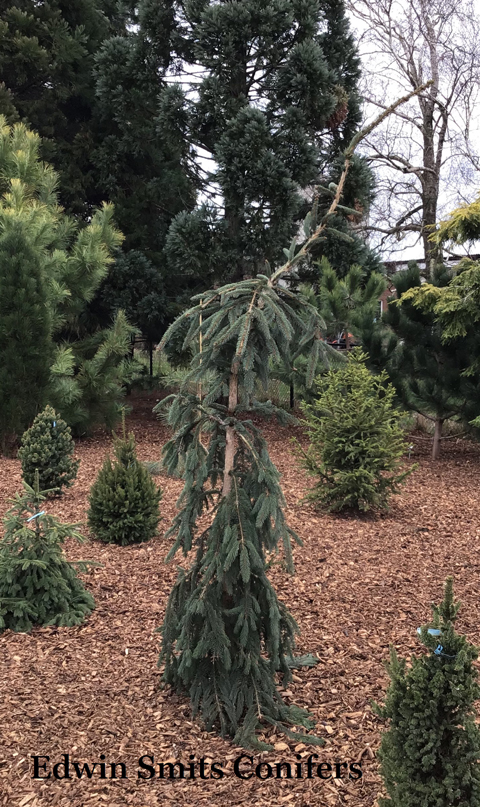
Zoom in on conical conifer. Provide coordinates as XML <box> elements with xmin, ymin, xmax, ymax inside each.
<box><xmin>18</xmin><ymin>406</ymin><xmax>79</xmax><ymax>496</ymax></box>
<box><xmin>88</xmin><ymin>418</ymin><xmax>162</xmax><ymax>546</ymax></box>
<box><xmin>0</xmin><ymin>475</ymin><xmax>95</xmax><ymax>633</ymax></box>
<box><xmin>375</xmin><ymin>578</ymin><xmax>480</xmax><ymax>806</ymax></box>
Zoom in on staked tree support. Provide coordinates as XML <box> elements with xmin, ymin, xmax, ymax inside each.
<box><xmin>156</xmin><ymin>85</ymin><xmax>431</xmax><ymax>749</ymax></box>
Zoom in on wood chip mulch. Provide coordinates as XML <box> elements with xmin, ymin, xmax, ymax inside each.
<box><xmin>1</xmin><ymin>391</ymin><xmax>480</xmax><ymax>807</ymax></box>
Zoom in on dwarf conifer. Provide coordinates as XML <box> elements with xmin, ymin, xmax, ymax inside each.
<box><xmin>375</xmin><ymin>578</ymin><xmax>480</xmax><ymax>807</ymax></box>
<box><xmin>88</xmin><ymin>421</ymin><xmax>162</xmax><ymax>546</ymax></box>
<box><xmin>298</xmin><ymin>350</ymin><xmax>412</xmax><ymax>512</ymax></box>
<box><xmin>0</xmin><ymin>475</ymin><xmax>95</xmax><ymax>633</ymax></box>
<box><xmin>18</xmin><ymin>406</ymin><xmax>79</xmax><ymax>496</ymax></box>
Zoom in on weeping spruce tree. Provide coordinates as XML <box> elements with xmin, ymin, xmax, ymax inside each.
<box><xmin>156</xmin><ymin>88</ymin><xmax>428</xmax><ymax>749</ymax></box>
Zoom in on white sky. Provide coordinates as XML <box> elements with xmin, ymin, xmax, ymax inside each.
<box><xmin>347</xmin><ymin>0</ymin><xmax>480</xmax><ymax>262</ymax></box>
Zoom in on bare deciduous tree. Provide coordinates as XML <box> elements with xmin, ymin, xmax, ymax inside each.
<box><xmin>348</xmin><ymin>0</ymin><xmax>480</xmax><ymax>275</ymax></box>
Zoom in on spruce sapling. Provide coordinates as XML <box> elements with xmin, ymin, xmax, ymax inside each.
<box><xmin>18</xmin><ymin>405</ymin><xmax>79</xmax><ymax>496</ymax></box>
<box><xmin>375</xmin><ymin>577</ymin><xmax>480</xmax><ymax>807</ymax></box>
<box><xmin>0</xmin><ymin>473</ymin><xmax>95</xmax><ymax>633</ymax></box>
<box><xmin>298</xmin><ymin>350</ymin><xmax>413</xmax><ymax>512</ymax></box>
<box><xmin>88</xmin><ymin>417</ymin><xmax>162</xmax><ymax>546</ymax></box>
<box><xmin>156</xmin><ymin>88</ymin><xmax>430</xmax><ymax>749</ymax></box>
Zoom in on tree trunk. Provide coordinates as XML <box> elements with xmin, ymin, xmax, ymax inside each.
<box><xmin>432</xmin><ymin>417</ymin><xmax>444</xmax><ymax>460</ymax></box>
<box><xmin>222</xmin><ymin>371</ymin><xmax>238</xmax><ymax>497</ymax></box>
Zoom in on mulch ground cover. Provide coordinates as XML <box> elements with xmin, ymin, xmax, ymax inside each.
<box><xmin>1</xmin><ymin>390</ymin><xmax>479</xmax><ymax>807</ymax></box>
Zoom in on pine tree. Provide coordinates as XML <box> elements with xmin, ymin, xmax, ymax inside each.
<box><xmin>298</xmin><ymin>350</ymin><xmax>413</xmax><ymax>512</ymax></box>
<box><xmin>0</xmin><ymin>220</ymin><xmax>53</xmax><ymax>454</ymax></box>
<box><xmin>399</xmin><ymin>192</ymin><xmax>480</xmax><ymax>347</ymax></box>
<box><xmin>362</xmin><ymin>264</ymin><xmax>480</xmax><ymax>460</ymax></box>
<box><xmin>154</xmin><ymin>88</ymin><xmax>425</xmax><ymax>748</ymax></box>
<box><xmin>18</xmin><ymin>406</ymin><xmax>79</xmax><ymax>496</ymax></box>
<box><xmin>136</xmin><ymin>0</ymin><xmax>376</xmax><ymax>288</ymax></box>
<box><xmin>0</xmin><ymin>0</ymin><xmax>124</xmax><ymax>217</ymax></box>
<box><xmin>307</xmin><ymin>257</ymin><xmax>386</xmax><ymax>349</ymax></box>
<box><xmin>88</xmin><ymin>421</ymin><xmax>162</xmax><ymax>546</ymax></box>
<box><xmin>0</xmin><ymin>117</ymin><xmax>135</xmax><ymax>443</ymax></box>
<box><xmin>375</xmin><ymin>578</ymin><xmax>480</xmax><ymax>807</ymax></box>
<box><xmin>92</xmin><ymin>29</ymin><xmax>196</xmax><ymax>328</ymax></box>
<box><xmin>0</xmin><ymin>475</ymin><xmax>95</xmax><ymax>633</ymax></box>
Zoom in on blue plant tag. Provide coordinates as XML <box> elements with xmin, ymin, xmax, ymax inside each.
<box><xmin>27</xmin><ymin>511</ymin><xmax>45</xmax><ymax>522</ymax></box>
<box><xmin>417</xmin><ymin>628</ymin><xmax>442</xmax><ymax>636</ymax></box>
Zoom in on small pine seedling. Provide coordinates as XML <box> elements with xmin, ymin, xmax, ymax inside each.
<box><xmin>374</xmin><ymin>577</ymin><xmax>480</xmax><ymax>806</ymax></box>
<box><xmin>18</xmin><ymin>405</ymin><xmax>79</xmax><ymax>496</ymax></box>
<box><xmin>88</xmin><ymin>418</ymin><xmax>162</xmax><ymax>546</ymax></box>
<box><xmin>0</xmin><ymin>473</ymin><xmax>95</xmax><ymax>633</ymax></box>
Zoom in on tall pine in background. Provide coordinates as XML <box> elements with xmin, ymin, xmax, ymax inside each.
<box><xmin>0</xmin><ymin>0</ymin><xmax>125</xmax><ymax>218</ymax></box>
<box><xmin>0</xmin><ymin>223</ymin><xmax>53</xmax><ymax>453</ymax></box>
<box><xmin>91</xmin><ymin>10</ymin><xmax>197</xmax><ymax>331</ymax></box>
<box><xmin>362</xmin><ymin>264</ymin><xmax>480</xmax><ymax>459</ymax></box>
<box><xmin>133</xmin><ymin>0</ymin><xmax>376</xmax><ymax>294</ymax></box>
<box><xmin>0</xmin><ymin>117</ymin><xmax>134</xmax><ymax>445</ymax></box>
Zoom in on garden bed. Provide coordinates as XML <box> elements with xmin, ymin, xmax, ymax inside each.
<box><xmin>1</xmin><ymin>392</ymin><xmax>479</xmax><ymax>807</ymax></box>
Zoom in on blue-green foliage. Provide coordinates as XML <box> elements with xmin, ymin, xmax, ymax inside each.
<box><xmin>156</xmin><ymin>267</ymin><xmax>335</xmax><ymax>748</ymax></box>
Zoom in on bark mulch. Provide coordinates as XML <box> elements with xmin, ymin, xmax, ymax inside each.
<box><xmin>1</xmin><ymin>391</ymin><xmax>479</xmax><ymax>807</ymax></box>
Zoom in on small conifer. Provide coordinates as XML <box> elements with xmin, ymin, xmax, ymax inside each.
<box><xmin>375</xmin><ymin>578</ymin><xmax>480</xmax><ymax>806</ymax></box>
<box><xmin>87</xmin><ymin>420</ymin><xmax>162</xmax><ymax>546</ymax></box>
<box><xmin>0</xmin><ymin>474</ymin><xmax>95</xmax><ymax>633</ymax></box>
<box><xmin>18</xmin><ymin>405</ymin><xmax>79</xmax><ymax>496</ymax></box>
<box><xmin>298</xmin><ymin>350</ymin><xmax>413</xmax><ymax>511</ymax></box>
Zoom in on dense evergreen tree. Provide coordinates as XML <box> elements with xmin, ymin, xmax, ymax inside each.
<box><xmin>134</xmin><ymin>0</ymin><xmax>376</xmax><ymax>290</ymax></box>
<box><xmin>0</xmin><ymin>1</ymin><xmax>196</xmax><ymax>336</ymax></box>
<box><xmin>92</xmin><ymin>25</ymin><xmax>197</xmax><ymax>327</ymax></box>
<box><xmin>88</xmin><ymin>422</ymin><xmax>162</xmax><ymax>546</ymax></box>
<box><xmin>89</xmin><ymin>251</ymin><xmax>168</xmax><ymax>343</ymax></box>
<box><xmin>306</xmin><ymin>257</ymin><xmax>386</xmax><ymax>348</ymax></box>
<box><xmin>0</xmin><ymin>476</ymin><xmax>95</xmax><ymax>633</ymax></box>
<box><xmin>362</xmin><ymin>264</ymin><xmax>480</xmax><ymax>459</ymax></box>
<box><xmin>0</xmin><ymin>0</ymin><xmax>126</xmax><ymax>217</ymax></box>
<box><xmin>0</xmin><ymin>221</ymin><xmax>53</xmax><ymax>453</ymax></box>
<box><xmin>18</xmin><ymin>406</ymin><xmax>79</xmax><ymax>496</ymax></box>
<box><xmin>0</xmin><ymin>117</ymin><xmax>134</xmax><ymax>443</ymax></box>
<box><xmin>298</xmin><ymin>350</ymin><xmax>412</xmax><ymax>512</ymax></box>
<box><xmin>375</xmin><ymin>578</ymin><xmax>480</xmax><ymax>807</ymax></box>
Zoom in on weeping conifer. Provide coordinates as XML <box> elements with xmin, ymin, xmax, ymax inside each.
<box><xmin>156</xmin><ymin>88</ymin><xmax>429</xmax><ymax>749</ymax></box>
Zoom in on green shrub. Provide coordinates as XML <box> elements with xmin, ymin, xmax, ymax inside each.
<box><xmin>374</xmin><ymin>578</ymin><xmax>480</xmax><ymax>806</ymax></box>
<box><xmin>0</xmin><ymin>476</ymin><xmax>95</xmax><ymax>632</ymax></box>
<box><xmin>88</xmin><ymin>425</ymin><xmax>162</xmax><ymax>546</ymax></box>
<box><xmin>298</xmin><ymin>350</ymin><xmax>413</xmax><ymax>511</ymax></box>
<box><xmin>18</xmin><ymin>405</ymin><xmax>79</xmax><ymax>496</ymax></box>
